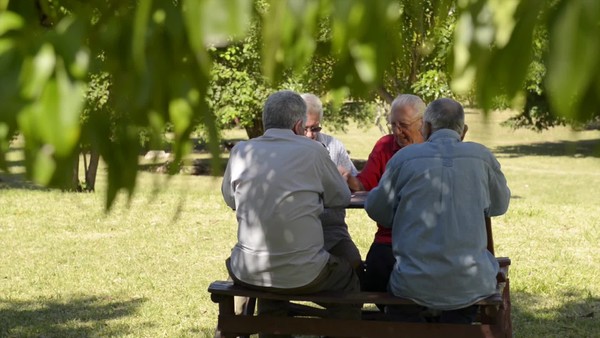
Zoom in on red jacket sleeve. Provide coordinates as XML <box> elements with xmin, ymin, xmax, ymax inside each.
<box><xmin>357</xmin><ymin>135</ymin><xmax>393</xmax><ymax>191</ymax></box>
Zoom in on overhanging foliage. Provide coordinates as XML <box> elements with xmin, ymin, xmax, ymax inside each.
<box><xmin>1</xmin><ymin>0</ymin><xmax>598</xmax><ymax>208</ymax></box>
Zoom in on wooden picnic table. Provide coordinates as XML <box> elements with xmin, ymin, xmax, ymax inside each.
<box><xmin>347</xmin><ymin>190</ymin><xmax>369</xmax><ymax>209</ymax></box>
<box><xmin>210</xmin><ymin>256</ymin><xmax>512</xmax><ymax>338</ymax></box>
<box><xmin>210</xmin><ymin>190</ymin><xmax>511</xmax><ymax>337</ymax></box>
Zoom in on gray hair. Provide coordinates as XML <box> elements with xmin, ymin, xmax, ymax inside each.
<box><xmin>388</xmin><ymin>94</ymin><xmax>426</xmax><ymax>123</ymax></box>
<box><xmin>300</xmin><ymin>93</ymin><xmax>323</xmax><ymax>120</ymax></box>
<box><xmin>262</xmin><ymin>90</ymin><xmax>307</xmax><ymax>130</ymax></box>
<box><xmin>424</xmin><ymin>98</ymin><xmax>465</xmax><ymax>134</ymax></box>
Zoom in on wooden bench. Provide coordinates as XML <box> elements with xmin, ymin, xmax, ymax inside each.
<box><xmin>209</xmin><ymin>257</ymin><xmax>512</xmax><ymax>338</ymax></box>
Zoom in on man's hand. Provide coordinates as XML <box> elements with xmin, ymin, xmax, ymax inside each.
<box><xmin>338</xmin><ymin>165</ymin><xmax>350</xmax><ymax>181</ymax></box>
<box><xmin>338</xmin><ymin>166</ymin><xmax>365</xmax><ymax>192</ymax></box>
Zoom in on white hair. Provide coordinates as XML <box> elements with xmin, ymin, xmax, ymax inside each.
<box><xmin>388</xmin><ymin>94</ymin><xmax>426</xmax><ymax>123</ymax></box>
<box><xmin>300</xmin><ymin>93</ymin><xmax>323</xmax><ymax>120</ymax></box>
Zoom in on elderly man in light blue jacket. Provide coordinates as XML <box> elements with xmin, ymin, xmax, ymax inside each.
<box><xmin>365</xmin><ymin>97</ymin><xmax>510</xmax><ymax>323</ymax></box>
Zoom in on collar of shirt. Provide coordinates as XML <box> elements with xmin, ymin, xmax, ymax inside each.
<box><xmin>315</xmin><ymin>132</ymin><xmax>329</xmax><ymax>150</ymax></box>
<box><xmin>427</xmin><ymin>129</ymin><xmax>461</xmax><ymax>142</ymax></box>
<box><xmin>263</xmin><ymin>128</ymin><xmax>298</xmax><ymax>138</ymax></box>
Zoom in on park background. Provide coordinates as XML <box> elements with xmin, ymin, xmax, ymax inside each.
<box><xmin>2</xmin><ymin>108</ymin><xmax>599</xmax><ymax>337</ymax></box>
<box><xmin>2</xmin><ymin>1</ymin><xmax>600</xmax><ymax>337</ymax></box>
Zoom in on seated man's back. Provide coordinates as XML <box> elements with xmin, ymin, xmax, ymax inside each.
<box><xmin>222</xmin><ymin>91</ymin><xmax>359</xmax><ymax>338</ymax></box>
<box><xmin>223</xmin><ymin>128</ymin><xmax>350</xmax><ymax>287</ymax></box>
<box><xmin>365</xmin><ymin>98</ymin><xmax>510</xmax><ymax>322</ymax></box>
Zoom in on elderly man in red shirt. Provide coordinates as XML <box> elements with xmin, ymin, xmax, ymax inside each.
<box><xmin>344</xmin><ymin>94</ymin><xmax>426</xmax><ymax>295</ymax></box>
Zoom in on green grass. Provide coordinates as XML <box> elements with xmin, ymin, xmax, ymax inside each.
<box><xmin>1</xmin><ymin>110</ymin><xmax>600</xmax><ymax>337</ymax></box>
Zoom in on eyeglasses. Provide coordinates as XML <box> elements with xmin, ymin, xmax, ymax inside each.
<box><xmin>304</xmin><ymin>126</ymin><xmax>322</xmax><ymax>133</ymax></box>
<box><xmin>388</xmin><ymin>119</ymin><xmax>421</xmax><ymax>130</ymax></box>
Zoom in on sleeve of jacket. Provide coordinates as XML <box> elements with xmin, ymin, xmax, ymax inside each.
<box><xmin>486</xmin><ymin>154</ymin><xmax>510</xmax><ymax>217</ymax></box>
<box><xmin>364</xmin><ymin>159</ymin><xmax>401</xmax><ymax>228</ymax></box>
<box><xmin>332</xmin><ymin>138</ymin><xmax>358</xmax><ymax>176</ymax></box>
<box><xmin>319</xmin><ymin>147</ymin><xmax>352</xmax><ymax>208</ymax></box>
<box><xmin>221</xmin><ymin>148</ymin><xmax>237</xmax><ymax>211</ymax></box>
<box><xmin>357</xmin><ymin>141</ymin><xmax>385</xmax><ymax>191</ymax></box>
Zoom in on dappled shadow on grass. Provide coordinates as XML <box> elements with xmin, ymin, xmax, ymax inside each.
<box><xmin>0</xmin><ymin>173</ymin><xmax>49</xmax><ymax>191</ymax></box>
<box><xmin>0</xmin><ymin>296</ymin><xmax>147</xmax><ymax>337</ymax></box>
<box><xmin>511</xmin><ymin>289</ymin><xmax>600</xmax><ymax>337</ymax></box>
<box><xmin>5</xmin><ymin>159</ymin><xmax>25</xmax><ymax>169</ymax></box>
<box><xmin>138</xmin><ymin>157</ymin><xmax>228</xmax><ymax>176</ymax></box>
<box><xmin>495</xmin><ymin>139</ymin><xmax>600</xmax><ymax>158</ymax></box>
<box><xmin>139</xmin><ymin>138</ymin><xmax>243</xmax><ymax>176</ymax></box>
<box><xmin>188</xmin><ymin>138</ymin><xmax>246</xmax><ymax>176</ymax></box>
<box><xmin>189</xmin><ymin>158</ymin><xmax>228</xmax><ymax>176</ymax></box>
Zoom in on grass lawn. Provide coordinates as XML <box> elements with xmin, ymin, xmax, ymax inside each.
<box><xmin>1</xmin><ymin>109</ymin><xmax>599</xmax><ymax>337</ymax></box>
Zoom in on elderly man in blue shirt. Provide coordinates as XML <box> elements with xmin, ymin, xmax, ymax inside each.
<box><xmin>365</xmin><ymin>97</ymin><xmax>510</xmax><ymax>323</ymax></box>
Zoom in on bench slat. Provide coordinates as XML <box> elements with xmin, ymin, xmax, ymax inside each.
<box><xmin>497</xmin><ymin>257</ymin><xmax>511</xmax><ymax>267</ymax></box>
<box><xmin>209</xmin><ymin>280</ymin><xmax>505</xmax><ymax>306</ymax></box>
<box><xmin>218</xmin><ymin>314</ymin><xmax>504</xmax><ymax>338</ymax></box>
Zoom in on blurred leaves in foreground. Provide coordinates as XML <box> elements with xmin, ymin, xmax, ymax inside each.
<box><xmin>1</xmin><ymin>0</ymin><xmax>599</xmax><ymax>208</ymax></box>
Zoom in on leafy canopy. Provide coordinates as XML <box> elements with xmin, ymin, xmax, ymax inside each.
<box><xmin>1</xmin><ymin>0</ymin><xmax>598</xmax><ymax>208</ymax></box>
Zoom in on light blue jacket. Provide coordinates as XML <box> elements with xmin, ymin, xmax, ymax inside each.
<box><xmin>365</xmin><ymin>129</ymin><xmax>510</xmax><ymax>310</ymax></box>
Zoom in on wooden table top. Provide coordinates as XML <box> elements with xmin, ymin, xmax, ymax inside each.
<box><xmin>347</xmin><ymin>191</ymin><xmax>368</xmax><ymax>209</ymax></box>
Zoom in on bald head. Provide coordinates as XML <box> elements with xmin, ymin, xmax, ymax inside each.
<box><xmin>423</xmin><ymin>98</ymin><xmax>465</xmax><ymax>135</ymax></box>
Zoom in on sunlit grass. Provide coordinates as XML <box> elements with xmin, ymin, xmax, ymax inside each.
<box><xmin>1</xmin><ymin>110</ymin><xmax>600</xmax><ymax>337</ymax></box>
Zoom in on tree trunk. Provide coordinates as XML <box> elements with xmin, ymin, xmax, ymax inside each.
<box><xmin>377</xmin><ymin>86</ymin><xmax>394</xmax><ymax>104</ymax></box>
<box><xmin>72</xmin><ymin>151</ymin><xmax>81</xmax><ymax>191</ymax></box>
<box><xmin>244</xmin><ymin>115</ymin><xmax>264</xmax><ymax>139</ymax></box>
<box><xmin>85</xmin><ymin>150</ymin><xmax>100</xmax><ymax>192</ymax></box>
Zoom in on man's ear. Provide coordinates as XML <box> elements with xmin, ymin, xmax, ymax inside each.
<box><xmin>461</xmin><ymin>124</ymin><xmax>469</xmax><ymax>141</ymax></box>
<box><xmin>292</xmin><ymin>119</ymin><xmax>304</xmax><ymax>135</ymax></box>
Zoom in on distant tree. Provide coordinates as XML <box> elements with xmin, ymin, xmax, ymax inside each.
<box><xmin>206</xmin><ymin>4</ymin><xmax>270</xmax><ymax>140</ymax></box>
<box><xmin>208</xmin><ymin>1</ymin><xmax>459</xmax><ymax>139</ymax></box>
<box><xmin>451</xmin><ymin>0</ymin><xmax>600</xmax><ymax>125</ymax></box>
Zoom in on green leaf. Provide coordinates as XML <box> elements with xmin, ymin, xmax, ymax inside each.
<box><xmin>19</xmin><ymin>61</ymin><xmax>83</xmax><ymax>167</ymax></box>
<box><xmin>201</xmin><ymin>0</ymin><xmax>252</xmax><ymax>46</ymax></box>
<box><xmin>476</xmin><ymin>0</ymin><xmax>542</xmax><ymax>111</ymax></box>
<box><xmin>261</xmin><ymin>0</ymin><xmax>287</xmax><ymax>82</ymax></box>
<box><xmin>0</xmin><ymin>11</ymin><xmax>23</xmax><ymax>36</ymax></box>
<box><xmin>169</xmin><ymin>98</ymin><xmax>193</xmax><ymax>136</ymax></box>
<box><xmin>133</xmin><ymin>0</ymin><xmax>152</xmax><ymax>73</ymax></box>
<box><xmin>58</xmin><ymin>21</ymin><xmax>89</xmax><ymax>79</ymax></box>
<box><xmin>182</xmin><ymin>0</ymin><xmax>210</xmax><ymax>73</ymax></box>
<box><xmin>0</xmin><ymin>37</ymin><xmax>14</xmax><ymax>56</ymax></box>
<box><xmin>31</xmin><ymin>145</ymin><xmax>56</xmax><ymax>186</ymax></box>
<box><xmin>546</xmin><ymin>0</ymin><xmax>600</xmax><ymax>119</ymax></box>
<box><xmin>451</xmin><ymin>8</ymin><xmax>481</xmax><ymax>94</ymax></box>
<box><xmin>488</xmin><ymin>0</ymin><xmax>520</xmax><ymax>48</ymax></box>
<box><xmin>20</xmin><ymin>43</ymin><xmax>56</xmax><ymax>99</ymax></box>
<box><xmin>350</xmin><ymin>42</ymin><xmax>376</xmax><ymax>83</ymax></box>
<box><xmin>53</xmin><ymin>61</ymin><xmax>84</xmax><ymax>156</ymax></box>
